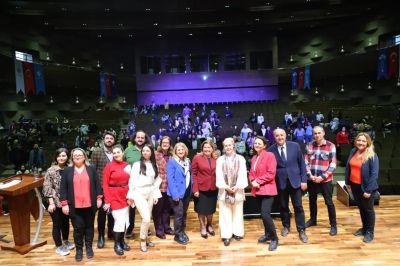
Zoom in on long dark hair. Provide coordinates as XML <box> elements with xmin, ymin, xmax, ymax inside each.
<box><xmin>52</xmin><ymin>148</ymin><xmax>69</xmax><ymax>166</ymax></box>
<box><xmin>139</xmin><ymin>144</ymin><xmax>158</xmax><ymax>177</ymax></box>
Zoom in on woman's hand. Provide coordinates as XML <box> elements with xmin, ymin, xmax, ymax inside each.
<box><xmin>193</xmin><ymin>192</ymin><xmax>200</xmax><ymax>197</ymax></box>
<box><xmin>363</xmin><ymin>192</ymin><xmax>371</xmax><ymax>198</ymax></box>
<box><xmin>103</xmin><ymin>203</ymin><xmax>111</xmax><ymax>212</ymax></box>
<box><xmin>47</xmin><ymin>203</ymin><xmax>56</xmax><ymax>213</ymax></box>
<box><xmin>251</xmin><ymin>180</ymin><xmax>260</xmax><ymax>188</ymax></box>
<box><xmin>153</xmin><ymin>198</ymin><xmax>158</xmax><ymax>205</ymax></box>
<box><xmin>62</xmin><ymin>205</ymin><xmax>69</xmax><ymax>215</ymax></box>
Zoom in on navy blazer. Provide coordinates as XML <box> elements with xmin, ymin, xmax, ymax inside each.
<box><xmin>167</xmin><ymin>159</ymin><xmax>193</xmax><ymax>200</ymax></box>
<box><xmin>345</xmin><ymin>148</ymin><xmax>379</xmax><ymax>193</ymax></box>
<box><xmin>60</xmin><ymin>165</ymin><xmax>101</xmax><ymax>216</ymax></box>
<box><xmin>268</xmin><ymin>141</ymin><xmax>307</xmax><ymax>190</ymax></box>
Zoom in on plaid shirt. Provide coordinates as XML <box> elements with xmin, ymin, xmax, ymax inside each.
<box><xmin>90</xmin><ymin>147</ymin><xmax>112</xmax><ymax>189</ymax></box>
<box><xmin>155</xmin><ymin>151</ymin><xmax>171</xmax><ymax>192</ymax></box>
<box><xmin>304</xmin><ymin>139</ymin><xmax>336</xmax><ymax>183</ymax></box>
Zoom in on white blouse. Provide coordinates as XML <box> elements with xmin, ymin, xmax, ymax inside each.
<box><xmin>127</xmin><ymin>161</ymin><xmax>162</xmax><ymax>200</ymax></box>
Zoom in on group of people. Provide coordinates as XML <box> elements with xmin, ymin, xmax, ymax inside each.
<box><xmin>42</xmin><ymin>125</ymin><xmax>379</xmax><ymax>261</ymax></box>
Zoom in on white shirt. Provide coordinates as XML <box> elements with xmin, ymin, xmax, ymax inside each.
<box><xmin>127</xmin><ymin>161</ymin><xmax>162</xmax><ymax>199</ymax></box>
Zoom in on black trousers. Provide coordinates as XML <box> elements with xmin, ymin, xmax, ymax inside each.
<box><xmin>169</xmin><ymin>186</ymin><xmax>191</xmax><ymax>236</ymax></box>
<box><xmin>278</xmin><ymin>182</ymin><xmax>306</xmax><ymax>232</ymax></box>
<box><xmin>71</xmin><ymin>208</ymin><xmax>95</xmax><ymax>250</ymax></box>
<box><xmin>127</xmin><ymin>206</ymin><xmax>135</xmax><ymax>232</ymax></box>
<box><xmin>350</xmin><ymin>182</ymin><xmax>375</xmax><ymax>233</ymax></box>
<box><xmin>307</xmin><ymin>181</ymin><xmax>337</xmax><ymax>226</ymax></box>
<box><xmin>49</xmin><ymin>207</ymin><xmax>70</xmax><ymax>247</ymax></box>
<box><xmin>256</xmin><ymin>195</ymin><xmax>278</xmax><ymax>240</ymax></box>
<box><xmin>97</xmin><ymin>200</ymin><xmax>114</xmax><ymax>236</ymax></box>
<box><xmin>152</xmin><ymin>192</ymin><xmax>172</xmax><ymax>235</ymax></box>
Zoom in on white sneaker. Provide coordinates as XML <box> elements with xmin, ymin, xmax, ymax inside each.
<box><xmin>56</xmin><ymin>245</ymin><xmax>70</xmax><ymax>256</ymax></box>
<box><xmin>63</xmin><ymin>240</ymin><xmax>75</xmax><ymax>250</ymax></box>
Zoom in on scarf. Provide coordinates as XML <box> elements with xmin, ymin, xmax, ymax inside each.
<box><xmin>175</xmin><ymin>157</ymin><xmax>191</xmax><ymax>188</ymax></box>
<box><xmin>222</xmin><ymin>154</ymin><xmax>240</xmax><ymax>204</ymax></box>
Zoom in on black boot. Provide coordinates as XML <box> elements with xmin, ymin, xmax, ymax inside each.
<box><xmin>120</xmin><ymin>232</ymin><xmax>131</xmax><ymax>251</ymax></box>
<box><xmin>75</xmin><ymin>248</ymin><xmax>83</xmax><ymax>262</ymax></box>
<box><xmin>114</xmin><ymin>232</ymin><xmax>124</xmax><ymax>256</ymax></box>
<box><xmin>97</xmin><ymin>232</ymin><xmax>105</xmax><ymax>249</ymax></box>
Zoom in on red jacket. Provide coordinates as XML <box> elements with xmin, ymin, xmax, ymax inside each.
<box><xmin>103</xmin><ymin>160</ymin><xmax>130</xmax><ymax>210</ymax></box>
<box><xmin>192</xmin><ymin>154</ymin><xmax>217</xmax><ymax>193</ymax></box>
<box><xmin>336</xmin><ymin>132</ymin><xmax>350</xmax><ymax>145</ymax></box>
<box><xmin>249</xmin><ymin>150</ymin><xmax>277</xmax><ymax>196</ymax></box>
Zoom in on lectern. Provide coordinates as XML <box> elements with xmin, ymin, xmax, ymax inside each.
<box><xmin>0</xmin><ymin>174</ymin><xmax>47</xmax><ymax>254</ymax></box>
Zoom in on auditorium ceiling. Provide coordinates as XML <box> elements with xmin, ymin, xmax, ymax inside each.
<box><xmin>2</xmin><ymin>0</ymin><xmax>396</xmax><ymax>40</ymax></box>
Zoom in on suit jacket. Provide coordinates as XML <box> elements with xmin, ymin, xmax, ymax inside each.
<box><xmin>60</xmin><ymin>165</ymin><xmax>101</xmax><ymax>216</ymax></box>
<box><xmin>249</xmin><ymin>150</ymin><xmax>277</xmax><ymax>196</ymax></box>
<box><xmin>345</xmin><ymin>148</ymin><xmax>379</xmax><ymax>193</ymax></box>
<box><xmin>90</xmin><ymin>147</ymin><xmax>111</xmax><ymax>189</ymax></box>
<box><xmin>167</xmin><ymin>159</ymin><xmax>193</xmax><ymax>200</ymax></box>
<box><xmin>268</xmin><ymin>141</ymin><xmax>307</xmax><ymax>190</ymax></box>
<box><xmin>192</xmin><ymin>154</ymin><xmax>217</xmax><ymax>193</ymax></box>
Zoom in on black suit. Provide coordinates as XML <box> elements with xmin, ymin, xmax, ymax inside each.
<box><xmin>268</xmin><ymin>141</ymin><xmax>307</xmax><ymax>232</ymax></box>
<box><xmin>60</xmin><ymin>165</ymin><xmax>101</xmax><ymax>252</ymax></box>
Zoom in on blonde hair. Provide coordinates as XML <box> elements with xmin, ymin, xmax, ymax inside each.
<box><xmin>173</xmin><ymin>142</ymin><xmax>189</xmax><ymax>159</ymax></box>
<box><xmin>70</xmin><ymin>148</ymin><xmax>90</xmax><ymax>166</ymax></box>
<box><xmin>355</xmin><ymin>132</ymin><xmax>375</xmax><ymax>163</ymax></box>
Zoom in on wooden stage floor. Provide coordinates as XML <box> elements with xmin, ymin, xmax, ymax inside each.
<box><xmin>1</xmin><ymin>196</ymin><xmax>400</xmax><ymax>266</ymax></box>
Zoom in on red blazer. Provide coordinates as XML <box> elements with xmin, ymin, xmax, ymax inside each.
<box><xmin>249</xmin><ymin>150</ymin><xmax>277</xmax><ymax>196</ymax></box>
<box><xmin>192</xmin><ymin>154</ymin><xmax>217</xmax><ymax>193</ymax></box>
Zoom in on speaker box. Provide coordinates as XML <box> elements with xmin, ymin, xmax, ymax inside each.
<box><xmin>336</xmin><ymin>181</ymin><xmax>379</xmax><ymax>206</ymax></box>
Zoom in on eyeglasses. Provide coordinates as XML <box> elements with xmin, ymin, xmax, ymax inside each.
<box><xmin>73</xmin><ymin>154</ymin><xmax>84</xmax><ymax>158</ymax></box>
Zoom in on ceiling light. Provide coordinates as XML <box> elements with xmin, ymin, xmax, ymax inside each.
<box><xmin>118</xmin><ymin>23</ymin><xmax>123</xmax><ymax>27</ymax></box>
<box><xmin>120</xmin><ymin>63</ymin><xmax>124</xmax><ymax>70</ymax></box>
<box><xmin>340</xmin><ymin>45</ymin><xmax>345</xmax><ymax>53</ymax></box>
<box><xmin>46</xmin><ymin>52</ymin><xmax>50</xmax><ymax>61</ymax></box>
<box><xmin>188</xmin><ymin>33</ymin><xmax>193</xmax><ymax>36</ymax></box>
<box><xmin>289</xmin><ymin>55</ymin><xmax>294</xmax><ymax>62</ymax></box>
<box><xmin>121</xmin><ymin>97</ymin><xmax>127</xmax><ymax>104</ymax></box>
<box><xmin>220</xmin><ymin>20</ymin><xmax>226</xmax><ymax>24</ymax></box>
<box><xmin>145</xmin><ymin>8</ymin><xmax>151</xmax><ymax>11</ymax></box>
<box><xmin>367</xmin><ymin>82</ymin><xmax>372</xmax><ymax>90</ymax></box>
<box><xmin>75</xmin><ymin>96</ymin><xmax>80</xmax><ymax>104</ymax></box>
<box><xmin>290</xmin><ymin>15</ymin><xmax>294</xmax><ymax>19</ymax></box>
<box><xmin>104</xmin><ymin>8</ymin><xmax>110</xmax><ymax>12</ymax></box>
<box><xmin>187</xmin><ymin>21</ymin><xmax>192</xmax><ymax>25</ymax></box>
<box><xmin>61</xmin><ymin>7</ymin><xmax>67</xmax><ymax>11</ymax></box>
<box><xmin>247</xmin><ymin>30</ymin><xmax>252</xmax><ymax>33</ymax></box>
<box><xmin>314</xmin><ymin>51</ymin><xmax>318</xmax><ymax>57</ymax></box>
<box><xmin>128</xmin><ymin>34</ymin><xmax>133</xmax><ymax>38</ymax></box>
<box><xmin>157</xmin><ymin>33</ymin><xmax>163</xmax><ymax>37</ymax></box>
<box><xmin>72</xmin><ymin>57</ymin><xmax>76</xmax><ymax>65</ymax></box>
<box><xmin>254</xmin><ymin>18</ymin><xmax>260</xmax><ymax>21</ymax></box>
<box><xmin>49</xmin><ymin>96</ymin><xmax>54</xmax><ymax>104</ymax></box>
<box><xmin>202</xmin><ymin>75</ymin><xmax>208</xmax><ymax>80</ymax></box>
<box><xmin>340</xmin><ymin>84</ymin><xmax>344</xmax><ymax>92</ymax></box>
<box><xmin>153</xmin><ymin>22</ymin><xmax>158</xmax><ymax>26</ymax></box>
<box><xmin>97</xmin><ymin>34</ymin><xmax>102</xmax><ymax>38</ymax></box>
<box><xmin>217</xmin><ymin>31</ymin><xmax>222</xmax><ymax>35</ymax></box>
<box><xmin>314</xmin><ymin>87</ymin><xmax>319</xmax><ymax>95</ymax></box>
<box><xmin>82</xmin><ymin>23</ymin><xmax>87</xmax><ymax>27</ymax></box>
<box><xmin>99</xmin><ymin>97</ymin><xmax>104</xmax><ymax>104</ymax></box>
<box><xmin>43</xmin><ymin>22</ymin><xmax>49</xmax><ymax>26</ymax></box>
<box><xmin>397</xmin><ymin>77</ymin><xmax>400</xmax><ymax>87</ymax></box>
<box><xmin>225</xmin><ymin>5</ymin><xmax>230</xmax><ymax>8</ymax></box>
<box><xmin>23</xmin><ymin>96</ymin><xmax>28</xmax><ymax>103</ymax></box>
<box><xmin>186</xmin><ymin>7</ymin><xmax>191</xmax><ymax>10</ymax></box>
<box><xmin>97</xmin><ymin>60</ymin><xmax>101</xmax><ymax>68</ymax></box>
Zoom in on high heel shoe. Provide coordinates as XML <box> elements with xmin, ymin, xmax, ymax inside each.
<box><xmin>201</xmin><ymin>227</ymin><xmax>208</xmax><ymax>239</ymax></box>
<box><xmin>206</xmin><ymin>225</ymin><xmax>215</xmax><ymax>236</ymax></box>
<box><xmin>140</xmin><ymin>240</ymin><xmax>147</xmax><ymax>252</ymax></box>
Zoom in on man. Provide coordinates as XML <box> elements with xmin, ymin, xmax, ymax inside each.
<box><xmin>240</xmin><ymin>123</ymin><xmax>252</xmax><ymax>142</ymax></box>
<box><xmin>123</xmin><ymin>130</ymin><xmax>150</xmax><ymax>238</ymax></box>
<box><xmin>304</xmin><ymin>126</ymin><xmax>337</xmax><ymax>236</ymax></box>
<box><xmin>264</xmin><ymin>128</ymin><xmax>308</xmax><ymax>244</ymax></box>
<box><xmin>91</xmin><ymin>131</ymin><xmax>116</xmax><ymax>248</ymax></box>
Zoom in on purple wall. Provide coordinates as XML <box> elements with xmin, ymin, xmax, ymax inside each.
<box><xmin>136</xmin><ymin>70</ymin><xmax>279</xmax><ymax>104</ymax></box>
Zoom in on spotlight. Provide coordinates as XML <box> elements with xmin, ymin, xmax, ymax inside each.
<box><xmin>49</xmin><ymin>96</ymin><xmax>54</xmax><ymax>104</ymax></box>
<box><xmin>75</xmin><ymin>96</ymin><xmax>80</xmax><ymax>104</ymax></box>
<box><xmin>202</xmin><ymin>75</ymin><xmax>208</xmax><ymax>80</ymax></box>
<box><xmin>72</xmin><ymin>57</ymin><xmax>76</xmax><ymax>65</ymax></box>
<box><xmin>367</xmin><ymin>82</ymin><xmax>372</xmax><ymax>90</ymax></box>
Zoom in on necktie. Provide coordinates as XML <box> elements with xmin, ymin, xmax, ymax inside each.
<box><xmin>280</xmin><ymin>146</ymin><xmax>287</xmax><ymax>161</ymax></box>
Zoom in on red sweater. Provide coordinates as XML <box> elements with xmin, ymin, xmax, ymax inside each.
<box><xmin>336</xmin><ymin>132</ymin><xmax>350</xmax><ymax>145</ymax></box>
<box><xmin>103</xmin><ymin>160</ymin><xmax>130</xmax><ymax>210</ymax></box>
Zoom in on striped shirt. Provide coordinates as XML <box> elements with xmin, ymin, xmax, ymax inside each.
<box><xmin>304</xmin><ymin>139</ymin><xmax>336</xmax><ymax>183</ymax></box>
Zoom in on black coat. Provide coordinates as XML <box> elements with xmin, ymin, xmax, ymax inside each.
<box><xmin>60</xmin><ymin>165</ymin><xmax>101</xmax><ymax>216</ymax></box>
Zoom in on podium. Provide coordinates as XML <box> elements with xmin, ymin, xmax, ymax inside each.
<box><xmin>0</xmin><ymin>174</ymin><xmax>47</xmax><ymax>254</ymax></box>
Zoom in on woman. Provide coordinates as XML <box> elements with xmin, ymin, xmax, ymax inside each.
<box><xmin>345</xmin><ymin>133</ymin><xmax>379</xmax><ymax>243</ymax></box>
<box><xmin>43</xmin><ymin>148</ymin><xmax>75</xmax><ymax>256</ymax></box>
<box><xmin>102</xmin><ymin>144</ymin><xmax>131</xmax><ymax>256</ymax></box>
<box><xmin>249</xmin><ymin>136</ymin><xmax>278</xmax><ymax>251</ymax></box>
<box><xmin>60</xmin><ymin>148</ymin><xmax>102</xmax><ymax>262</ymax></box>
<box><xmin>152</xmin><ymin>136</ymin><xmax>174</xmax><ymax>239</ymax></box>
<box><xmin>192</xmin><ymin>140</ymin><xmax>218</xmax><ymax>239</ymax></box>
<box><xmin>167</xmin><ymin>142</ymin><xmax>192</xmax><ymax>245</ymax></box>
<box><xmin>127</xmin><ymin>144</ymin><xmax>161</xmax><ymax>252</ymax></box>
<box><xmin>216</xmin><ymin>138</ymin><xmax>248</xmax><ymax>246</ymax></box>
